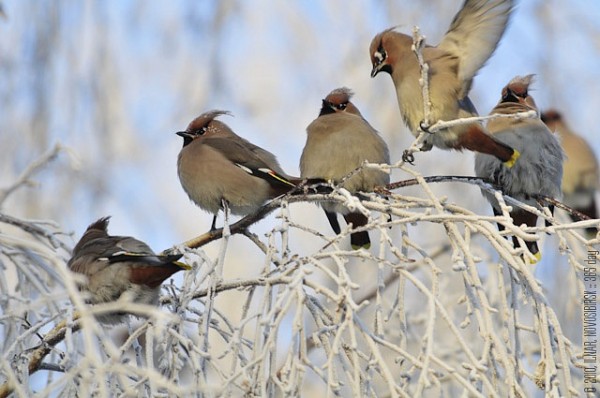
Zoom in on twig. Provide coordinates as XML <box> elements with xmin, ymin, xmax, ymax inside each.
<box><xmin>427</xmin><ymin>110</ymin><xmax>538</xmax><ymax>134</ymax></box>
<box><xmin>0</xmin><ymin>316</ymin><xmax>82</xmax><ymax>398</ymax></box>
<box><xmin>0</xmin><ymin>143</ymin><xmax>64</xmax><ymax>207</ymax></box>
<box><xmin>401</xmin><ymin>27</ymin><xmax>432</xmax><ymax>164</ymax></box>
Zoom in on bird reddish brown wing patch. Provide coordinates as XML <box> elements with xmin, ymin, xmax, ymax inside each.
<box><xmin>456</xmin><ymin>124</ymin><xmax>515</xmax><ymax>163</ymax></box>
<box><xmin>129</xmin><ymin>265</ymin><xmax>184</xmax><ymax>289</ymax></box>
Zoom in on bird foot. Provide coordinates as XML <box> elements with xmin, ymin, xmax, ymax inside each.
<box><xmin>402</xmin><ymin>150</ymin><xmax>415</xmax><ymax>165</ymax></box>
<box><xmin>419</xmin><ymin>120</ymin><xmax>431</xmax><ymax>133</ymax></box>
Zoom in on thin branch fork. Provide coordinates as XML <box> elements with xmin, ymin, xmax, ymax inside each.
<box><xmin>0</xmin><ymin>316</ymin><xmax>82</xmax><ymax>398</ymax></box>
<box><xmin>0</xmin><ymin>143</ymin><xmax>64</xmax><ymax>207</ymax></box>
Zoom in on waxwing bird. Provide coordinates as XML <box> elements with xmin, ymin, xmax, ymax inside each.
<box><xmin>68</xmin><ymin>217</ymin><xmax>190</xmax><ymax>323</ymax></box>
<box><xmin>541</xmin><ymin>110</ymin><xmax>599</xmax><ymax>237</ymax></box>
<box><xmin>300</xmin><ymin>87</ymin><xmax>390</xmax><ymax>249</ymax></box>
<box><xmin>475</xmin><ymin>75</ymin><xmax>564</xmax><ymax>262</ymax></box>
<box><xmin>370</xmin><ymin>0</ymin><xmax>519</xmax><ymax>167</ymax></box>
<box><xmin>176</xmin><ymin>110</ymin><xmax>299</xmax><ymax>230</ymax></box>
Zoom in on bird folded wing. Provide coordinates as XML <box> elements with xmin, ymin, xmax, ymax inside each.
<box><xmin>108</xmin><ymin>249</ymin><xmax>183</xmax><ymax>266</ymax></box>
<box><xmin>234</xmin><ymin>164</ymin><xmax>296</xmax><ymax>188</ymax></box>
<box><xmin>202</xmin><ymin>136</ymin><xmax>286</xmax><ymax>172</ymax></box>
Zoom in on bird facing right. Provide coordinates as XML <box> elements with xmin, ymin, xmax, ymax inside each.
<box><xmin>541</xmin><ymin>109</ymin><xmax>600</xmax><ymax>237</ymax></box>
<box><xmin>369</xmin><ymin>0</ymin><xmax>519</xmax><ymax>167</ymax></box>
<box><xmin>300</xmin><ymin>87</ymin><xmax>390</xmax><ymax>249</ymax></box>
<box><xmin>474</xmin><ymin>75</ymin><xmax>564</xmax><ymax>262</ymax></box>
<box><xmin>68</xmin><ymin>217</ymin><xmax>190</xmax><ymax>324</ymax></box>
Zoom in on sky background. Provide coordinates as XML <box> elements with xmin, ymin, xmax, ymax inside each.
<box><xmin>0</xmin><ymin>0</ymin><xmax>599</xmax><ymax>268</ymax></box>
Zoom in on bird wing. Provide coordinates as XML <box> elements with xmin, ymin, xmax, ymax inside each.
<box><xmin>202</xmin><ymin>136</ymin><xmax>278</xmax><ymax>169</ymax></box>
<box><xmin>438</xmin><ymin>0</ymin><xmax>514</xmax><ymax>84</ymax></box>
<box><xmin>203</xmin><ymin>137</ymin><xmax>295</xmax><ymax>188</ymax></box>
<box><xmin>108</xmin><ymin>237</ymin><xmax>185</xmax><ymax>266</ymax></box>
<box><xmin>70</xmin><ymin>235</ymin><xmax>182</xmax><ymax>267</ymax></box>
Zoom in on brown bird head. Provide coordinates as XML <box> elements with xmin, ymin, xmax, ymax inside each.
<box><xmin>500</xmin><ymin>74</ymin><xmax>537</xmax><ymax>110</ymax></box>
<box><xmin>319</xmin><ymin>87</ymin><xmax>363</xmax><ymax>117</ymax></box>
<box><xmin>540</xmin><ymin>109</ymin><xmax>562</xmax><ymax>127</ymax></box>
<box><xmin>176</xmin><ymin>110</ymin><xmax>233</xmax><ymax>147</ymax></box>
<box><xmin>369</xmin><ymin>28</ymin><xmax>400</xmax><ymax>78</ymax></box>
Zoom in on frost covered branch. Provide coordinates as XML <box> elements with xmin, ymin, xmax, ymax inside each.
<box><xmin>0</xmin><ymin>143</ymin><xmax>65</xmax><ymax>207</ymax></box>
<box><xmin>401</xmin><ymin>27</ymin><xmax>432</xmax><ymax>164</ymax></box>
<box><xmin>1</xmin><ymin>166</ymin><xmax>592</xmax><ymax>395</ymax></box>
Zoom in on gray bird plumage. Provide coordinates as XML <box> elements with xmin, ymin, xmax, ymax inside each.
<box><xmin>176</xmin><ymin>110</ymin><xmax>298</xmax><ymax>229</ymax></box>
<box><xmin>542</xmin><ymin>109</ymin><xmax>599</xmax><ymax>237</ymax></box>
<box><xmin>68</xmin><ymin>217</ymin><xmax>189</xmax><ymax>323</ymax></box>
<box><xmin>475</xmin><ymin>75</ymin><xmax>564</xmax><ymax>261</ymax></box>
<box><xmin>300</xmin><ymin>88</ymin><xmax>390</xmax><ymax>249</ymax></box>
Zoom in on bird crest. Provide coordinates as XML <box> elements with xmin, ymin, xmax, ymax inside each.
<box><xmin>320</xmin><ymin>87</ymin><xmax>365</xmax><ymax>117</ymax></box>
<box><xmin>86</xmin><ymin>216</ymin><xmax>111</xmax><ymax>233</ymax></box>
<box><xmin>186</xmin><ymin>110</ymin><xmax>232</xmax><ymax>132</ymax></box>
<box><xmin>504</xmin><ymin>74</ymin><xmax>535</xmax><ymax>98</ymax></box>
<box><xmin>324</xmin><ymin>87</ymin><xmax>354</xmax><ymax>107</ymax></box>
<box><xmin>501</xmin><ymin>74</ymin><xmax>537</xmax><ymax>110</ymax></box>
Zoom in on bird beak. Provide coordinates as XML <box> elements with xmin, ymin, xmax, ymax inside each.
<box><xmin>370</xmin><ymin>65</ymin><xmax>381</xmax><ymax>78</ymax></box>
<box><xmin>322</xmin><ymin>99</ymin><xmax>335</xmax><ymax>111</ymax></box>
<box><xmin>371</xmin><ymin>60</ymin><xmax>392</xmax><ymax>78</ymax></box>
<box><xmin>371</xmin><ymin>62</ymin><xmax>385</xmax><ymax>77</ymax></box>
<box><xmin>176</xmin><ymin>131</ymin><xmax>194</xmax><ymax>139</ymax></box>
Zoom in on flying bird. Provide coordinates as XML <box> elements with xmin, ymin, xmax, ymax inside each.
<box><xmin>370</xmin><ymin>0</ymin><xmax>519</xmax><ymax>166</ymax></box>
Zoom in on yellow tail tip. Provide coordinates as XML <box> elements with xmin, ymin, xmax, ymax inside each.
<box><xmin>174</xmin><ymin>261</ymin><xmax>192</xmax><ymax>270</ymax></box>
<box><xmin>351</xmin><ymin>243</ymin><xmax>371</xmax><ymax>250</ymax></box>
<box><xmin>529</xmin><ymin>252</ymin><xmax>542</xmax><ymax>265</ymax></box>
<box><xmin>504</xmin><ymin>149</ymin><xmax>520</xmax><ymax>168</ymax></box>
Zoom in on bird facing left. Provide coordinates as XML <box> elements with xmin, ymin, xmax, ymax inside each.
<box><xmin>369</xmin><ymin>0</ymin><xmax>519</xmax><ymax>167</ymax></box>
<box><xmin>176</xmin><ymin>110</ymin><xmax>300</xmax><ymax>231</ymax></box>
<box><xmin>67</xmin><ymin>217</ymin><xmax>190</xmax><ymax>324</ymax></box>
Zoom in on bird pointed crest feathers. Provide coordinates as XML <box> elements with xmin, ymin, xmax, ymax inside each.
<box><xmin>502</xmin><ymin>74</ymin><xmax>535</xmax><ymax>100</ymax></box>
<box><xmin>186</xmin><ymin>110</ymin><xmax>232</xmax><ymax>132</ymax></box>
<box><xmin>501</xmin><ymin>74</ymin><xmax>537</xmax><ymax>110</ymax></box>
<box><xmin>324</xmin><ymin>87</ymin><xmax>354</xmax><ymax>107</ymax></box>
<box><xmin>320</xmin><ymin>87</ymin><xmax>364</xmax><ymax>117</ymax></box>
<box><xmin>73</xmin><ymin>216</ymin><xmax>111</xmax><ymax>254</ymax></box>
<box><xmin>86</xmin><ymin>216</ymin><xmax>111</xmax><ymax>233</ymax></box>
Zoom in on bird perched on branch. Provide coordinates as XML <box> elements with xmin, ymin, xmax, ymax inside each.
<box><xmin>541</xmin><ymin>110</ymin><xmax>599</xmax><ymax>237</ymax></box>
<box><xmin>300</xmin><ymin>87</ymin><xmax>390</xmax><ymax>249</ymax></box>
<box><xmin>68</xmin><ymin>217</ymin><xmax>190</xmax><ymax>323</ymax></box>
<box><xmin>176</xmin><ymin>110</ymin><xmax>300</xmax><ymax>230</ymax></box>
<box><xmin>475</xmin><ymin>75</ymin><xmax>564</xmax><ymax>262</ymax></box>
<box><xmin>369</xmin><ymin>0</ymin><xmax>519</xmax><ymax>167</ymax></box>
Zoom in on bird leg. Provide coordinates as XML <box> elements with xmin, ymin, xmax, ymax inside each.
<box><xmin>419</xmin><ymin>120</ymin><xmax>431</xmax><ymax>133</ymax></box>
<box><xmin>221</xmin><ymin>199</ymin><xmax>231</xmax><ymax>236</ymax></box>
<box><xmin>402</xmin><ymin>124</ymin><xmax>434</xmax><ymax>164</ymax></box>
<box><xmin>210</xmin><ymin>215</ymin><xmax>218</xmax><ymax>232</ymax></box>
